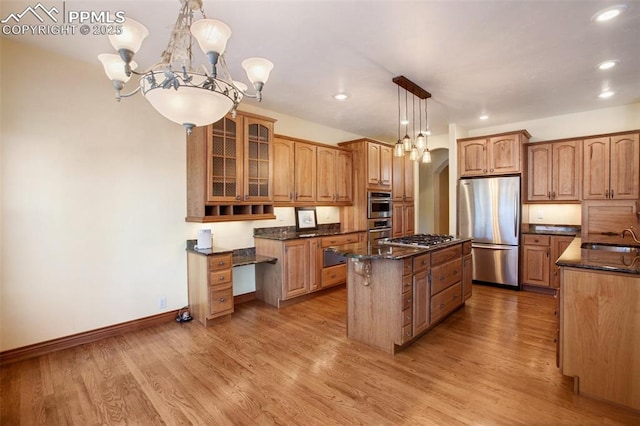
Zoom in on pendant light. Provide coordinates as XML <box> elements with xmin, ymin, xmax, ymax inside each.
<box><xmin>415</xmin><ymin>98</ymin><xmax>426</xmax><ymax>150</ymax></box>
<box><xmin>392</xmin><ymin>76</ymin><xmax>432</xmax><ymax>162</ymax></box>
<box><xmin>402</xmin><ymin>89</ymin><xmax>412</xmax><ymax>151</ymax></box>
<box><xmin>394</xmin><ymin>85</ymin><xmax>405</xmax><ymax>157</ymax></box>
<box><xmin>421</xmin><ymin>95</ymin><xmax>432</xmax><ymax>163</ymax></box>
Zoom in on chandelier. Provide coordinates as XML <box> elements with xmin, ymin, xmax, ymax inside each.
<box><xmin>392</xmin><ymin>76</ymin><xmax>432</xmax><ymax>163</ymax></box>
<box><xmin>98</xmin><ymin>0</ymin><xmax>273</xmax><ymax>134</ymax></box>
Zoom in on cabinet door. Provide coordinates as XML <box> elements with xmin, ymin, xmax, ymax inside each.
<box><xmin>335</xmin><ymin>150</ymin><xmax>353</xmax><ymax>204</ymax></box>
<box><xmin>294</xmin><ymin>143</ymin><xmax>317</xmax><ymax>202</ymax></box>
<box><xmin>283</xmin><ymin>240</ymin><xmax>309</xmax><ymax>299</ymax></box>
<box><xmin>272</xmin><ymin>138</ymin><xmax>295</xmax><ymax>203</ymax></box>
<box><xmin>413</xmin><ymin>270</ymin><xmax>430</xmax><ymax>336</ymax></box>
<box><xmin>463</xmin><ymin>254</ymin><xmax>473</xmax><ymax>300</ymax></box>
<box><xmin>583</xmin><ymin>137</ymin><xmax>610</xmax><ymax>200</ymax></box>
<box><xmin>404</xmin><ymin>203</ymin><xmax>415</xmax><ymax>236</ymax></box>
<box><xmin>367</xmin><ymin>143</ymin><xmax>382</xmax><ymax>186</ymax></box>
<box><xmin>208</xmin><ymin>116</ymin><xmax>244</xmax><ymax>202</ymax></box>
<box><xmin>392</xmin><ymin>154</ymin><xmax>405</xmax><ymax>201</ymax></box>
<box><xmin>610</xmin><ymin>133</ymin><xmax>639</xmax><ymax>199</ymax></box>
<box><xmin>550</xmin><ymin>236</ymin><xmax>574</xmax><ymax>289</ymax></box>
<box><xmin>379</xmin><ymin>145</ymin><xmax>393</xmax><ymax>188</ymax></box>
<box><xmin>403</xmin><ymin>155</ymin><xmax>414</xmax><ymax>201</ymax></box>
<box><xmin>458</xmin><ymin>139</ymin><xmax>487</xmax><ymax>177</ymax></box>
<box><xmin>552</xmin><ymin>141</ymin><xmax>581</xmax><ymax>201</ymax></box>
<box><xmin>244</xmin><ymin>118</ymin><xmax>273</xmax><ymax>201</ymax></box>
<box><xmin>392</xmin><ymin>202</ymin><xmax>405</xmax><ymax>238</ymax></box>
<box><xmin>488</xmin><ymin>135</ymin><xmax>520</xmax><ymax>175</ymax></box>
<box><xmin>522</xmin><ymin>245</ymin><xmax>550</xmax><ymax>287</ymax></box>
<box><xmin>316</xmin><ymin>147</ymin><xmax>337</xmax><ymax>203</ymax></box>
<box><xmin>309</xmin><ymin>238</ymin><xmax>320</xmax><ymax>291</ymax></box>
<box><xmin>527</xmin><ymin>143</ymin><xmax>552</xmax><ymax>201</ymax></box>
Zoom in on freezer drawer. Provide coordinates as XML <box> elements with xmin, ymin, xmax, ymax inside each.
<box><xmin>472</xmin><ymin>243</ymin><xmax>519</xmax><ymax>287</ymax></box>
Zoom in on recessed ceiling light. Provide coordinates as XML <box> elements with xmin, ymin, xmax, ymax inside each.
<box><xmin>592</xmin><ymin>4</ymin><xmax>627</xmax><ymax>22</ymax></box>
<box><xmin>598</xmin><ymin>90</ymin><xmax>615</xmax><ymax>98</ymax></box>
<box><xmin>333</xmin><ymin>93</ymin><xmax>349</xmax><ymax>101</ymax></box>
<box><xmin>597</xmin><ymin>60</ymin><xmax>620</xmax><ymax>70</ymax></box>
<box><xmin>479</xmin><ymin>115</ymin><xmax>489</xmax><ymax>120</ymax></box>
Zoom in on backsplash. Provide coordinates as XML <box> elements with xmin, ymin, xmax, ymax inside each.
<box><xmin>523</xmin><ymin>204</ymin><xmax>581</xmax><ymax>225</ymax></box>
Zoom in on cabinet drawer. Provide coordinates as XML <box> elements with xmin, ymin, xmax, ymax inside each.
<box><xmin>403</xmin><ymin>258</ymin><xmax>413</xmax><ymax>276</ymax></box>
<box><xmin>208</xmin><ymin>254</ymin><xmax>233</xmax><ymax>271</ymax></box>
<box><xmin>401</xmin><ymin>324</ymin><xmax>413</xmax><ymax>342</ymax></box>
<box><xmin>431</xmin><ymin>244</ymin><xmax>462</xmax><ymax>266</ymax></box>
<box><xmin>431</xmin><ymin>258</ymin><xmax>463</xmax><ymax>295</ymax></box>
<box><xmin>462</xmin><ymin>241</ymin><xmax>472</xmax><ymax>255</ymax></box>
<box><xmin>413</xmin><ymin>253</ymin><xmax>431</xmax><ymax>273</ymax></box>
<box><xmin>209</xmin><ymin>269</ymin><xmax>232</xmax><ymax>285</ymax></box>
<box><xmin>402</xmin><ymin>291</ymin><xmax>413</xmax><ymax>311</ymax></box>
<box><xmin>321</xmin><ymin>264</ymin><xmax>346</xmax><ymax>287</ymax></box>
<box><xmin>402</xmin><ymin>274</ymin><xmax>412</xmax><ymax>293</ymax></box>
<box><xmin>523</xmin><ymin>234</ymin><xmax>550</xmax><ymax>246</ymax></box>
<box><xmin>321</xmin><ymin>233</ymin><xmax>360</xmax><ymax>248</ymax></box>
<box><xmin>402</xmin><ymin>307</ymin><xmax>412</xmax><ymax>327</ymax></box>
<box><xmin>209</xmin><ymin>285</ymin><xmax>233</xmax><ymax>316</ymax></box>
<box><xmin>431</xmin><ymin>282</ymin><xmax>462</xmax><ymax>323</ymax></box>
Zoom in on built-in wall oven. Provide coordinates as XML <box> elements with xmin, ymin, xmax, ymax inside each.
<box><xmin>368</xmin><ymin>191</ymin><xmax>392</xmax><ymax>218</ymax></box>
<box><xmin>368</xmin><ymin>218</ymin><xmax>392</xmax><ymax>246</ymax></box>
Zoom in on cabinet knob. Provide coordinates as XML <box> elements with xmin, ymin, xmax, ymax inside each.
<box><xmin>219</xmin><ymin>275</ymin><xmax>225</xmax><ymax>281</ymax></box>
<box><xmin>218</xmin><ymin>261</ymin><xmax>225</xmax><ymax>266</ymax></box>
<box><xmin>439</xmin><ymin>303</ymin><xmax>445</xmax><ymax>309</ymax></box>
<box><xmin>295</xmin><ymin>192</ymin><xmax>298</xmax><ymax>200</ymax></box>
<box><xmin>219</xmin><ymin>297</ymin><xmax>225</xmax><ymax>302</ymax></box>
<box><xmin>289</xmin><ymin>192</ymin><xmax>293</xmax><ymax>200</ymax></box>
<box><xmin>439</xmin><ymin>276</ymin><xmax>445</xmax><ymax>281</ymax></box>
<box><xmin>406</xmin><ymin>315</ymin><xmax>411</xmax><ymax>321</ymax></box>
<box><xmin>244</xmin><ymin>195</ymin><xmax>250</xmax><ymax>200</ymax></box>
<box><xmin>453</xmin><ymin>269</ymin><xmax>459</xmax><ymax>275</ymax></box>
<box><xmin>235</xmin><ymin>195</ymin><xmax>241</xmax><ymax>200</ymax></box>
<box><xmin>490</xmin><ymin>168</ymin><xmax>494</xmax><ymax>172</ymax></box>
<box><xmin>483</xmin><ymin>169</ymin><xmax>487</xmax><ymax>173</ymax></box>
<box><xmin>422</xmin><ymin>260</ymin><xmax>427</xmax><ymax>266</ymax></box>
<box><xmin>548</xmin><ymin>191</ymin><xmax>551</xmax><ymax>199</ymax></box>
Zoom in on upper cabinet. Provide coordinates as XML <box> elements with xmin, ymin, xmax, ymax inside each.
<box><xmin>367</xmin><ymin>142</ymin><xmax>393</xmax><ymax>190</ymax></box>
<box><xmin>457</xmin><ymin>130</ymin><xmax>530</xmax><ymax>177</ymax></box>
<box><xmin>527</xmin><ymin>140</ymin><xmax>581</xmax><ymax>202</ymax></box>
<box><xmin>186</xmin><ymin>111</ymin><xmax>276</xmax><ymax>222</ymax></box>
<box><xmin>272</xmin><ymin>135</ymin><xmax>352</xmax><ymax>206</ymax></box>
<box><xmin>393</xmin><ymin>154</ymin><xmax>415</xmax><ymax>202</ymax></box>
<box><xmin>583</xmin><ymin>132</ymin><xmax>639</xmax><ymax>200</ymax></box>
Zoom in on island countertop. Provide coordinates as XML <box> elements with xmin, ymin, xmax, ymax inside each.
<box><xmin>556</xmin><ymin>237</ymin><xmax>640</xmax><ymax>275</ymax></box>
<box><xmin>327</xmin><ymin>237</ymin><xmax>472</xmax><ymax>260</ymax></box>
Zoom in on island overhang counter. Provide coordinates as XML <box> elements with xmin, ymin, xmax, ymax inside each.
<box><xmin>327</xmin><ymin>239</ymin><xmax>472</xmax><ymax>354</ymax></box>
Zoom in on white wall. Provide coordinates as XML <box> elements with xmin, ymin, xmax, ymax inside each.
<box><xmin>0</xmin><ymin>39</ymin><xmax>360</xmax><ymax>351</ymax></box>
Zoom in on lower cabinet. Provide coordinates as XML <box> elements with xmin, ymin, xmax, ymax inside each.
<box><xmin>255</xmin><ymin>232</ymin><xmax>364</xmax><ymax>307</ymax></box>
<box><xmin>187</xmin><ymin>252</ymin><xmax>234</xmax><ymax>326</ymax></box>
<box><xmin>522</xmin><ymin>234</ymin><xmax>575</xmax><ymax>288</ymax></box>
<box><xmin>462</xmin><ymin>241</ymin><xmax>473</xmax><ymax>300</ymax></box>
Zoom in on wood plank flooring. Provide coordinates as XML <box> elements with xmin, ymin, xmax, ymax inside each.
<box><xmin>2</xmin><ymin>284</ymin><xmax>639</xmax><ymax>425</ymax></box>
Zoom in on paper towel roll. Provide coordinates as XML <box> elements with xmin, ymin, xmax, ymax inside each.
<box><xmin>197</xmin><ymin>229</ymin><xmax>212</xmax><ymax>249</ymax></box>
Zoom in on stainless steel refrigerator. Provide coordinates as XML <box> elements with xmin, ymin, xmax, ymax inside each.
<box><xmin>458</xmin><ymin>176</ymin><xmax>520</xmax><ymax>287</ymax></box>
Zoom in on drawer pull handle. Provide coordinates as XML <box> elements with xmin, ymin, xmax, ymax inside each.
<box><xmin>422</xmin><ymin>260</ymin><xmax>427</xmax><ymax>265</ymax></box>
<box><xmin>439</xmin><ymin>303</ymin><xmax>445</xmax><ymax>309</ymax></box>
<box><xmin>406</xmin><ymin>315</ymin><xmax>411</xmax><ymax>321</ymax></box>
<box><xmin>220</xmin><ymin>298</ymin><xmax>225</xmax><ymax>302</ymax></box>
<box><xmin>330</xmin><ymin>274</ymin><xmax>336</xmax><ymax>279</ymax></box>
<box><xmin>218</xmin><ymin>261</ymin><xmax>225</xmax><ymax>266</ymax></box>
<box><xmin>406</xmin><ymin>331</ymin><xmax>411</xmax><ymax>337</ymax></box>
<box><xmin>453</xmin><ymin>269</ymin><xmax>458</xmax><ymax>275</ymax></box>
<box><xmin>219</xmin><ymin>276</ymin><xmax>225</xmax><ymax>281</ymax></box>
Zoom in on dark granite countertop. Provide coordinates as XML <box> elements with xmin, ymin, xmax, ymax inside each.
<box><xmin>253</xmin><ymin>224</ymin><xmax>365</xmax><ymax>241</ymax></box>
<box><xmin>522</xmin><ymin>224</ymin><xmax>581</xmax><ymax>236</ymax></box>
<box><xmin>186</xmin><ymin>241</ymin><xmax>276</xmax><ymax>266</ymax></box>
<box><xmin>556</xmin><ymin>237</ymin><xmax>640</xmax><ymax>275</ymax></box>
<box><xmin>326</xmin><ymin>238</ymin><xmax>472</xmax><ymax>260</ymax></box>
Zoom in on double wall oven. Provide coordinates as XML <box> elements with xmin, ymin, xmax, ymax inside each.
<box><xmin>367</xmin><ymin>191</ymin><xmax>392</xmax><ymax>246</ymax></box>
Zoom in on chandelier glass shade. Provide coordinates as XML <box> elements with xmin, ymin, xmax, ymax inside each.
<box><xmin>98</xmin><ymin>0</ymin><xmax>273</xmax><ymax>133</ymax></box>
<box><xmin>392</xmin><ymin>76</ymin><xmax>432</xmax><ymax>163</ymax></box>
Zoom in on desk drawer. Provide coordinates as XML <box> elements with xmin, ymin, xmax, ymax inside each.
<box><xmin>209</xmin><ymin>285</ymin><xmax>233</xmax><ymax>316</ymax></box>
<box><xmin>209</xmin><ymin>269</ymin><xmax>232</xmax><ymax>286</ymax></box>
<box><xmin>209</xmin><ymin>254</ymin><xmax>233</xmax><ymax>271</ymax></box>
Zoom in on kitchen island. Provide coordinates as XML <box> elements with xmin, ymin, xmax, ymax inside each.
<box><xmin>556</xmin><ymin>237</ymin><xmax>640</xmax><ymax>411</ymax></box>
<box><xmin>327</xmin><ymin>238</ymin><xmax>472</xmax><ymax>354</ymax></box>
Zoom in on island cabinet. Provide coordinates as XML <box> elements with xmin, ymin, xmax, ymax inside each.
<box><xmin>186</xmin><ymin>111</ymin><xmax>276</xmax><ymax>222</ymax></box>
<box><xmin>462</xmin><ymin>242</ymin><xmax>473</xmax><ymax>300</ymax></box>
<box><xmin>345</xmin><ymin>240</ymin><xmax>470</xmax><ymax>354</ymax></box>
<box><xmin>457</xmin><ymin>130</ymin><xmax>530</xmax><ymax>178</ymax></box>
<box><xmin>582</xmin><ymin>132</ymin><xmax>639</xmax><ymax>200</ymax></box>
<box><xmin>255</xmin><ymin>232</ymin><xmax>363</xmax><ymax>307</ymax></box>
<box><xmin>187</xmin><ymin>252</ymin><xmax>234</xmax><ymax>326</ymax></box>
<box><xmin>527</xmin><ymin>140</ymin><xmax>581</xmax><ymax>202</ymax></box>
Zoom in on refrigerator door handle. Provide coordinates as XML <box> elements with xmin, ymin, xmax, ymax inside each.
<box><xmin>471</xmin><ymin>243</ymin><xmax>515</xmax><ymax>250</ymax></box>
<box><xmin>514</xmin><ymin>195</ymin><xmax>518</xmax><ymax>239</ymax></box>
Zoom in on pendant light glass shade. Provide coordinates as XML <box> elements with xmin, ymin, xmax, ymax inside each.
<box><xmin>410</xmin><ymin>146</ymin><xmax>419</xmax><ymax>161</ymax></box>
<box><xmin>421</xmin><ymin>149</ymin><xmax>432</xmax><ymax>163</ymax></box>
<box><xmin>190</xmin><ymin>19</ymin><xmax>232</xmax><ymax>55</ymax></box>
<box><xmin>403</xmin><ymin>135</ymin><xmax>412</xmax><ymax>151</ymax></box>
<box><xmin>108</xmin><ymin>18</ymin><xmax>149</xmax><ymax>54</ymax></box>
<box><xmin>98</xmin><ymin>54</ymin><xmax>137</xmax><ymax>82</ymax></box>
<box><xmin>415</xmin><ymin>133</ymin><xmax>426</xmax><ymax>150</ymax></box>
<box><xmin>394</xmin><ymin>140</ymin><xmax>405</xmax><ymax>157</ymax></box>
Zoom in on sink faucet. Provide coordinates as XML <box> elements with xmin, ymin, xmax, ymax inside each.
<box><xmin>620</xmin><ymin>227</ymin><xmax>640</xmax><ymax>244</ymax></box>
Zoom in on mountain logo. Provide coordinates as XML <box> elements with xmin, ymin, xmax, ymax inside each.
<box><xmin>1</xmin><ymin>2</ymin><xmax>60</xmax><ymax>24</ymax></box>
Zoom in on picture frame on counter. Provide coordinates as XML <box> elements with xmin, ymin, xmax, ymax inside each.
<box><xmin>295</xmin><ymin>207</ymin><xmax>318</xmax><ymax>231</ymax></box>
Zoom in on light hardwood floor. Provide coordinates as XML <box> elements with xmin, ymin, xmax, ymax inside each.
<box><xmin>2</xmin><ymin>285</ymin><xmax>639</xmax><ymax>425</ymax></box>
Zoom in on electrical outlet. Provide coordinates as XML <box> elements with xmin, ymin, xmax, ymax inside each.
<box><xmin>537</xmin><ymin>209</ymin><xmax>544</xmax><ymax>219</ymax></box>
<box><xmin>159</xmin><ymin>296</ymin><xmax>167</xmax><ymax>309</ymax></box>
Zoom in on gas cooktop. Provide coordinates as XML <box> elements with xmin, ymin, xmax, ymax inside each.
<box><xmin>383</xmin><ymin>234</ymin><xmax>457</xmax><ymax>248</ymax></box>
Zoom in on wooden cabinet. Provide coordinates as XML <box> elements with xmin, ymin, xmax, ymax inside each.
<box><xmin>255</xmin><ymin>232</ymin><xmax>364</xmax><ymax>307</ymax></box>
<box><xmin>392</xmin><ymin>154</ymin><xmax>414</xmax><ymax>201</ymax></box>
<box><xmin>527</xmin><ymin>140</ymin><xmax>581</xmax><ymax>202</ymax></box>
<box><xmin>457</xmin><ymin>130</ymin><xmax>530</xmax><ymax>177</ymax></box>
<box><xmin>412</xmin><ymin>253</ymin><xmax>431</xmax><ymax>338</ymax></box>
<box><xmin>367</xmin><ymin>142</ymin><xmax>393</xmax><ymax>190</ymax></box>
<box><xmin>273</xmin><ymin>135</ymin><xmax>352</xmax><ymax>206</ymax></box>
<box><xmin>522</xmin><ymin>234</ymin><xmax>576</xmax><ymax>288</ymax></box>
<box><xmin>430</xmin><ymin>244</ymin><xmax>464</xmax><ymax>323</ymax></box>
<box><xmin>187</xmin><ymin>252</ymin><xmax>234</xmax><ymax>326</ymax></box>
<box><xmin>583</xmin><ymin>132</ymin><xmax>639</xmax><ymax>200</ymax></box>
<box><xmin>317</xmin><ymin>147</ymin><xmax>353</xmax><ymax>204</ymax></box>
<box><xmin>462</xmin><ymin>242</ymin><xmax>472</xmax><ymax>300</ymax></box>
<box><xmin>392</xmin><ymin>202</ymin><xmax>415</xmax><ymax>238</ymax></box>
<box><xmin>522</xmin><ymin>234</ymin><xmax>551</xmax><ymax>287</ymax></box>
<box><xmin>186</xmin><ymin>111</ymin><xmax>276</xmax><ymax>222</ymax></box>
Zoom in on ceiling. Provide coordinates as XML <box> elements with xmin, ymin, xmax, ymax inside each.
<box><xmin>2</xmin><ymin>0</ymin><xmax>639</xmax><ymax>142</ymax></box>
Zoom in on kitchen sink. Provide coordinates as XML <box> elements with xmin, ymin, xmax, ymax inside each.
<box><xmin>581</xmin><ymin>243</ymin><xmax>640</xmax><ymax>253</ymax></box>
